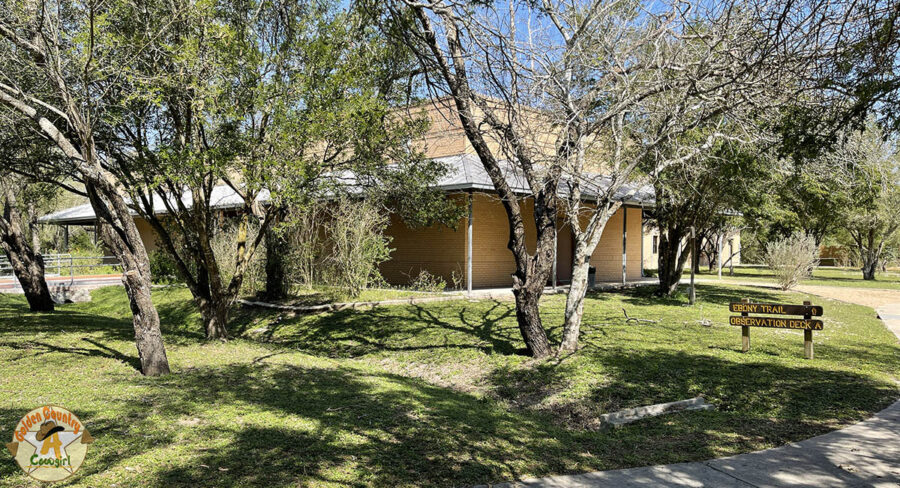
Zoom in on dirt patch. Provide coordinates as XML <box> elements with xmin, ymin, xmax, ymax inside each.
<box><xmin>363</xmin><ymin>357</ymin><xmax>492</xmax><ymax>395</ymax></box>
<box><xmin>795</xmin><ymin>285</ymin><xmax>900</xmax><ymax>309</ymax></box>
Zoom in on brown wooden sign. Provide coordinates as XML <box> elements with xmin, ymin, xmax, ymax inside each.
<box><xmin>731</xmin><ymin>298</ymin><xmax>822</xmax><ymax>359</ymax></box>
<box><xmin>729</xmin><ymin>316</ymin><xmax>824</xmax><ymax>330</ymax></box>
<box><xmin>729</xmin><ymin>302</ymin><xmax>823</xmax><ymax>316</ymax></box>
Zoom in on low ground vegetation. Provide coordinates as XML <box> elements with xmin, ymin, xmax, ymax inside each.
<box><xmin>0</xmin><ymin>283</ymin><xmax>897</xmax><ymax>487</ymax></box>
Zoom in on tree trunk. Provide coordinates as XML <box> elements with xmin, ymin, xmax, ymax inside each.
<box><xmin>0</xmin><ymin>43</ymin><xmax>170</xmax><ymax>375</ymax></box>
<box><xmin>656</xmin><ymin>226</ymin><xmax>690</xmax><ymax>296</ymax></box>
<box><xmin>1</xmin><ymin>244</ymin><xmax>55</xmax><ymax>312</ymax></box>
<box><xmin>121</xmin><ymin>268</ymin><xmax>171</xmax><ymax>375</ymax></box>
<box><xmin>512</xmin><ymin>280</ymin><xmax>552</xmax><ymax>358</ymax></box>
<box><xmin>560</xmin><ymin>256</ymin><xmax>591</xmax><ymax>352</ymax></box>
<box><xmin>858</xmin><ymin>229</ymin><xmax>882</xmax><ymax>281</ymax></box>
<box><xmin>0</xmin><ymin>188</ymin><xmax>54</xmax><ymax>312</ymax></box>
<box><xmin>94</xmin><ymin>190</ymin><xmax>171</xmax><ymax>376</ymax></box>
<box><xmin>199</xmin><ymin>296</ymin><xmax>230</xmax><ymax>340</ymax></box>
<box><xmin>264</xmin><ymin>211</ymin><xmax>290</xmax><ymax>300</ymax></box>
<box><xmin>861</xmin><ymin>246</ymin><xmax>879</xmax><ymax>280</ymax></box>
<box><xmin>862</xmin><ymin>262</ymin><xmax>877</xmax><ymax>280</ymax></box>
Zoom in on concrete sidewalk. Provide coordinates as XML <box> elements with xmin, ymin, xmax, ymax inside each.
<box><xmin>479</xmin><ymin>305</ymin><xmax>900</xmax><ymax>488</ymax></box>
<box><xmin>0</xmin><ymin>274</ymin><xmax>122</xmax><ymax>292</ymax></box>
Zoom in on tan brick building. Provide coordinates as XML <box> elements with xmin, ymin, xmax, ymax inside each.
<box><xmin>41</xmin><ymin>99</ymin><xmax>654</xmax><ymax>291</ymax></box>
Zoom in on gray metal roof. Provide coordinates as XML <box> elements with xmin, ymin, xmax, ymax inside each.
<box><xmin>40</xmin><ymin>153</ymin><xmax>655</xmax><ymax>225</ymax></box>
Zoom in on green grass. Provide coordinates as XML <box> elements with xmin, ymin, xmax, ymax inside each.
<box><xmin>0</xmin><ymin>284</ymin><xmax>898</xmax><ymax>487</ymax></box>
<box><xmin>677</xmin><ymin>265</ymin><xmax>900</xmax><ymax>290</ymax></box>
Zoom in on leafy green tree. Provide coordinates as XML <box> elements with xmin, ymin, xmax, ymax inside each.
<box><xmin>1</xmin><ymin>0</ymin><xmax>172</xmax><ymax>375</ymax></box>
<box><xmin>0</xmin><ymin>116</ymin><xmax>62</xmax><ymax>311</ymax></box>
<box><xmin>833</xmin><ymin>122</ymin><xmax>900</xmax><ymax>280</ymax></box>
<box><xmin>651</xmin><ymin>135</ymin><xmax>775</xmax><ymax>296</ymax></box>
<box><xmin>102</xmin><ymin>0</ymin><xmax>454</xmax><ymax>338</ymax></box>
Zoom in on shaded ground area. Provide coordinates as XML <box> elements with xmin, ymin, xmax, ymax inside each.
<box><xmin>485</xmin><ymin>400</ymin><xmax>900</xmax><ymax>487</ymax></box>
<box><xmin>0</xmin><ymin>274</ymin><xmax>121</xmax><ymax>292</ymax></box>
<box><xmin>0</xmin><ymin>284</ymin><xmax>898</xmax><ymax>487</ymax></box>
<box><xmin>482</xmin><ymin>292</ymin><xmax>900</xmax><ymax>487</ymax></box>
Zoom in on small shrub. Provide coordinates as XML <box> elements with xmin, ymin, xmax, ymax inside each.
<box><xmin>285</xmin><ymin>204</ymin><xmax>325</xmax><ymax>288</ymax></box>
<box><xmin>450</xmin><ymin>268</ymin><xmax>465</xmax><ymax>291</ymax></box>
<box><xmin>410</xmin><ymin>270</ymin><xmax>446</xmax><ymax>293</ymax></box>
<box><xmin>323</xmin><ymin>199</ymin><xmax>392</xmax><ymax>298</ymax></box>
<box><xmin>764</xmin><ymin>233</ymin><xmax>819</xmax><ymax>290</ymax></box>
<box><xmin>148</xmin><ymin>250</ymin><xmax>181</xmax><ymax>284</ymax></box>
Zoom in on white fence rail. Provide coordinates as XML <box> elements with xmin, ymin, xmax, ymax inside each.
<box><xmin>0</xmin><ymin>253</ymin><xmax>121</xmax><ymax>288</ymax></box>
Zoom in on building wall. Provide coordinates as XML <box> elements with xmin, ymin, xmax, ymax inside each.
<box><xmin>129</xmin><ymin>192</ymin><xmax>646</xmax><ymax>290</ymax></box>
<box><xmin>379</xmin><ymin>194</ymin><xmax>469</xmax><ymax>287</ymax></box>
<box><xmin>641</xmin><ymin>227</ymin><xmax>742</xmax><ymax>270</ymax></box>
<box><xmin>446</xmin><ymin>194</ymin><xmax>643</xmax><ymax>288</ymax></box>
<box><xmin>410</xmin><ymin>98</ymin><xmax>560</xmax><ymax>161</ymax></box>
<box><xmin>135</xmin><ymin>217</ymin><xmax>161</xmax><ymax>253</ymax></box>
<box><xmin>642</xmin><ymin>226</ymin><xmax>660</xmax><ymax>269</ymax></box>
<box><xmin>724</xmin><ymin>232</ymin><xmax>742</xmax><ymax>266</ymax></box>
<box><xmin>590</xmin><ymin>206</ymin><xmax>643</xmax><ymax>282</ymax></box>
<box><xmin>408</xmin><ymin>100</ymin><xmax>470</xmax><ymax>159</ymax></box>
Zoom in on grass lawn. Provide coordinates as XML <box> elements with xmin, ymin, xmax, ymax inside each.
<box><xmin>675</xmin><ymin>265</ymin><xmax>900</xmax><ymax>290</ymax></box>
<box><xmin>0</xmin><ymin>284</ymin><xmax>898</xmax><ymax>487</ymax></box>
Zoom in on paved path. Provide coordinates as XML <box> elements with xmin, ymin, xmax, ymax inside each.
<box><xmin>0</xmin><ymin>274</ymin><xmax>121</xmax><ymax>292</ymax></box>
<box><xmin>479</xmin><ymin>289</ymin><xmax>900</xmax><ymax>488</ymax></box>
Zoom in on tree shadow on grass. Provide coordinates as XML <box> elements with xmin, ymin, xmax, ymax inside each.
<box><xmin>0</xmin><ymin>292</ymin><xmax>204</xmax><ymax>345</ymax></box>
<box><xmin>38</xmin><ymin>348</ymin><xmax>892</xmax><ymax>488</ymax></box>
<box><xmin>229</xmin><ymin>300</ymin><xmax>524</xmax><ymax>358</ymax></box>
<box><xmin>485</xmin><ymin>346</ymin><xmax>898</xmax><ymax>440</ymax></box>
<box><xmin>127</xmin><ymin>362</ymin><xmax>592</xmax><ymax>487</ymax></box>
<box><xmin>0</xmin><ymin>337</ymin><xmax>143</xmax><ymax>371</ymax></box>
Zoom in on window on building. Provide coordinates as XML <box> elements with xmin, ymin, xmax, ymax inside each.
<box><xmin>652</xmin><ymin>235</ymin><xmax>658</xmax><ymax>254</ymax></box>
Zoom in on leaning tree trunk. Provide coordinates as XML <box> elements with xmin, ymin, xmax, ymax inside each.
<box><xmin>94</xmin><ymin>188</ymin><xmax>171</xmax><ymax>376</ymax></box>
<box><xmin>560</xmin><ymin>207</ymin><xmax>615</xmax><ymax>353</ymax></box>
<box><xmin>0</xmin><ymin>190</ymin><xmax>55</xmax><ymax>312</ymax></box>
<box><xmin>0</xmin><ymin>242</ymin><xmax>54</xmax><ymax>312</ymax></box>
<box><xmin>560</xmin><ymin>255</ymin><xmax>591</xmax><ymax>352</ymax></box>
<box><xmin>657</xmin><ymin>226</ymin><xmax>691</xmax><ymax>296</ymax></box>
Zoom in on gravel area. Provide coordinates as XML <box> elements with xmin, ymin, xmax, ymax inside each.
<box><xmin>795</xmin><ymin>285</ymin><xmax>900</xmax><ymax>309</ymax></box>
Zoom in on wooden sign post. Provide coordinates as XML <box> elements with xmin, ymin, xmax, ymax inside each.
<box><xmin>741</xmin><ymin>298</ymin><xmax>750</xmax><ymax>353</ymax></box>
<box><xmin>804</xmin><ymin>300</ymin><xmax>813</xmax><ymax>359</ymax></box>
<box><xmin>729</xmin><ymin>299</ymin><xmax>823</xmax><ymax>359</ymax></box>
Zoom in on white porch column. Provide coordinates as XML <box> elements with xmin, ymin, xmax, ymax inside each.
<box><xmin>622</xmin><ymin>204</ymin><xmax>627</xmax><ymax>284</ymax></box>
<box><xmin>467</xmin><ymin>193</ymin><xmax>473</xmax><ymax>295</ymax></box>
<box><xmin>639</xmin><ymin>205</ymin><xmax>644</xmax><ymax>278</ymax></box>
